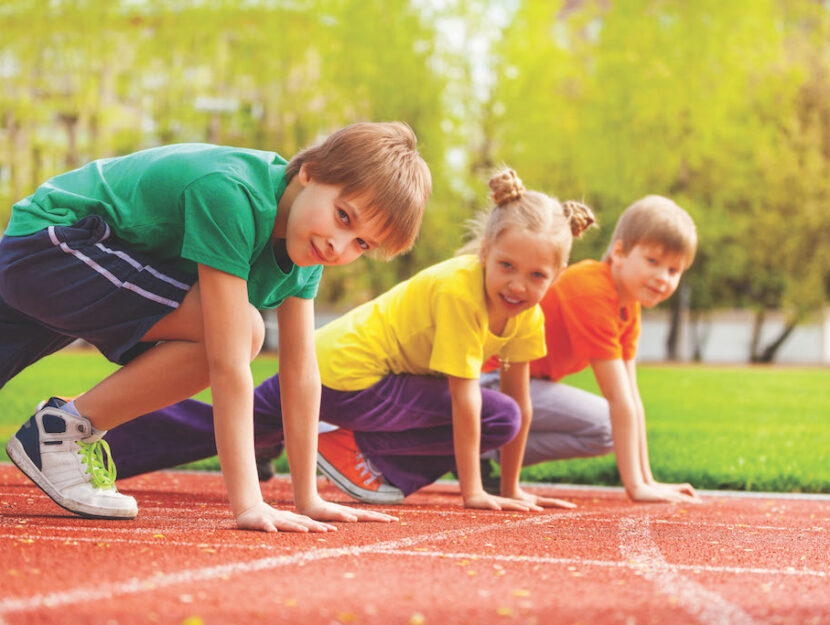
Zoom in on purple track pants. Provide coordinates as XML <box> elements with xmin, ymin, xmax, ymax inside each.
<box><xmin>105</xmin><ymin>373</ymin><xmax>521</xmax><ymax>496</ymax></box>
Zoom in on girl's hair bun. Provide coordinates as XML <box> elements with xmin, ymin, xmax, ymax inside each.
<box><xmin>561</xmin><ymin>200</ymin><xmax>597</xmax><ymax>238</ymax></box>
<box><xmin>488</xmin><ymin>169</ymin><xmax>526</xmax><ymax>206</ymax></box>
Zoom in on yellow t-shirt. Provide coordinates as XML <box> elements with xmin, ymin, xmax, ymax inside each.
<box><xmin>316</xmin><ymin>255</ymin><xmax>547</xmax><ymax>391</ymax></box>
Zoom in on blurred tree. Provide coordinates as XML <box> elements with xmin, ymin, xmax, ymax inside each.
<box><xmin>0</xmin><ymin>0</ymin><xmax>456</xmax><ymax>306</ymax></box>
<box><xmin>484</xmin><ymin>0</ymin><xmax>829</xmax><ymax>361</ymax></box>
<box><xmin>1</xmin><ymin>0</ymin><xmax>828</xmax><ymax>362</ymax></box>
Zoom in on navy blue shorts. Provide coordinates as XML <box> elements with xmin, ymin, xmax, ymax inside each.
<box><xmin>0</xmin><ymin>215</ymin><xmax>196</xmax><ymax>389</ymax></box>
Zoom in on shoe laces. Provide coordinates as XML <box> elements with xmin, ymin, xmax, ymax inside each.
<box><xmin>78</xmin><ymin>439</ymin><xmax>117</xmax><ymax>490</ymax></box>
<box><xmin>354</xmin><ymin>452</ymin><xmax>382</xmax><ymax>488</ymax></box>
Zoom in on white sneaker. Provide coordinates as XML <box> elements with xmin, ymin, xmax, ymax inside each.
<box><xmin>6</xmin><ymin>398</ymin><xmax>138</xmax><ymax>519</ymax></box>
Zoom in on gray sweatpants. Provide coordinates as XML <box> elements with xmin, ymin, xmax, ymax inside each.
<box><xmin>480</xmin><ymin>371</ymin><xmax>613</xmax><ymax>465</ymax></box>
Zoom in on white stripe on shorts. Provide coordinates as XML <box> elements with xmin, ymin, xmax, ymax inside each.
<box><xmin>48</xmin><ymin>226</ymin><xmax>182</xmax><ymax>309</ymax></box>
<box><xmin>94</xmin><ymin>243</ymin><xmax>190</xmax><ymax>291</ymax></box>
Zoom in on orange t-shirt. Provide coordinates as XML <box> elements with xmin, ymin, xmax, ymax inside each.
<box><xmin>485</xmin><ymin>259</ymin><xmax>640</xmax><ymax>380</ymax></box>
<box><xmin>530</xmin><ymin>259</ymin><xmax>640</xmax><ymax>381</ymax></box>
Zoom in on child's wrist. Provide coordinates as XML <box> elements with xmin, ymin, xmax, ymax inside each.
<box><xmin>234</xmin><ymin>497</ymin><xmax>265</xmax><ymax>519</ymax></box>
<box><xmin>294</xmin><ymin>490</ymin><xmax>323</xmax><ymax>512</ymax></box>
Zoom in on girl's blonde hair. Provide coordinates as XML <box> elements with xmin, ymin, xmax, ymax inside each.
<box><xmin>286</xmin><ymin>121</ymin><xmax>431</xmax><ymax>259</ymax></box>
<box><xmin>458</xmin><ymin>168</ymin><xmax>596</xmax><ymax>268</ymax></box>
<box><xmin>601</xmin><ymin>195</ymin><xmax>697</xmax><ymax>265</ymax></box>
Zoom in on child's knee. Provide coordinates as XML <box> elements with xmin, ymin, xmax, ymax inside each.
<box><xmin>249</xmin><ymin>306</ymin><xmax>265</xmax><ymax>360</ymax></box>
<box><xmin>590</xmin><ymin>420</ymin><xmax>614</xmax><ymax>455</ymax></box>
<box><xmin>481</xmin><ymin>395</ymin><xmax>522</xmax><ymax>448</ymax></box>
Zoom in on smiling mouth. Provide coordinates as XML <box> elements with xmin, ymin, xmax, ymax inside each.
<box><xmin>310</xmin><ymin>242</ymin><xmax>326</xmax><ymax>263</ymax></box>
<box><xmin>501</xmin><ymin>294</ymin><xmax>524</xmax><ymax>306</ymax></box>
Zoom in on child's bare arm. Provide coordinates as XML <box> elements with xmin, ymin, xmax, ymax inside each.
<box><xmin>593</xmin><ymin>358</ymin><xmax>696</xmax><ymax>503</ymax></box>
<box><xmin>622</xmin><ymin>361</ymin><xmax>655</xmax><ymax>483</ymax></box>
<box><xmin>498</xmin><ymin>363</ymin><xmax>575</xmax><ymax>509</ymax></box>
<box><xmin>276</xmin><ymin>296</ymin><xmax>322</xmax><ymax>509</ymax></box>
<box><xmin>497</xmin><ymin>362</ymin><xmax>532</xmax><ymax>494</ymax></box>
<box><xmin>624</xmin><ymin>360</ymin><xmax>698</xmax><ymax>500</ymax></box>
<box><xmin>277</xmin><ymin>296</ymin><xmax>398</xmax><ymax>524</ymax></box>
<box><xmin>198</xmin><ymin>265</ymin><xmax>332</xmax><ymax>532</ymax></box>
<box><xmin>448</xmin><ymin>376</ymin><xmax>537</xmax><ymax>512</ymax></box>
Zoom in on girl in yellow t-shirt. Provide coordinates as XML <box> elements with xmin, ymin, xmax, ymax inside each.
<box><xmin>308</xmin><ymin>169</ymin><xmax>594</xmax><ymax>510</ymax></box>
<box><xmin>105</xmin><ymin>169</ymin><xmax>594</xmax><ymax>512</ymax></box>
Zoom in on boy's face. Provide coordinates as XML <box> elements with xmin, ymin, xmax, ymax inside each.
<box><xmin>480</xmin><ymin>227</ymin><xmax>562</xmax><ymax>333</ymax></box>
<box><xmin>611</xmin><ymin>241</ymin><xmax>687</xmax><ymax>308</ymax></box>
<box><xmin>285</xmin><ymin>166</ymin><xmax>385</xmax><ymax>267</ymax></box>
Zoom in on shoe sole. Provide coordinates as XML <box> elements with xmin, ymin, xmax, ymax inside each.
<box><xmin>316</xmin><ymin>452</ymin><xmax>404</xmax><ymax>505</ymax></box>
<box><xmin>6</xmin><ymin>436</ymin><xmax>138</xmax><ymax>520</ymax></box>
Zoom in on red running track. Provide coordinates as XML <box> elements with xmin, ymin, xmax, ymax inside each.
<box><xmin>0</xmin><ymin>463</ymin><xmax>828</xmax><ymax>625</ymax></box>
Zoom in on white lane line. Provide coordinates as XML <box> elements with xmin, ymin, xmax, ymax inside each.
<box><xmin>381</xmin><ymin>549</ymin><xmax>829</xmax><ymax>579</ymax></box>
<box><xmin>619</xmin><ymin>516</ymin><xmax>763</xmax><ymax>625</ymax></box>
<box><xmin>537</xmin><ymin>482</ymin><xmax>830</xmax><ymax>502</ymax></box>
<box><xmin>652</xmin><ymin>519</ymin><xmax>827</xmax><ymax>533</ymax></box>
<box><xmin>5</xmin><ymin>529</ymin><xmax>824</xmax><ymax>579</ymax></box>
<box><xmin>0</xmin><ymin>511</ymin><xmax>585</xmax><ymax>615</ymax></box>
<box><xmin>0</xmin><ymin>533</ymin><xmax>287</xmax><ymax>551</ymax></box>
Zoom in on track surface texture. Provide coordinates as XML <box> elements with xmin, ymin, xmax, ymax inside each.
<box><xmin>1</xmin><ymin>464</ymin><xmax>828</xmax><ymax>625</ymax></box>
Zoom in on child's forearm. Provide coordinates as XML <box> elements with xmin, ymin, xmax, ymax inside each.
<box><xmin>608</xmin><ymin>400</ymin><xmax>648</xmax><ymax>495</ymax></box>
<box><xmin>497</xmin><ymin>362</ymin><xmax>532</xmax><ymax>495</ymax></box>
<box><xmin>212</xmin><ymin>368</ymin><xmax>261</xmax><ymax>516</ymax></box>
<box><xmin>448</xmin><ymin>377</ymin><xmax>485</xmax><ymax>499</ymax></box>
<box><xmin>280</xmin><ymin>367</ymin><xmax>322</xmax><ymax>510</ymax></box>
<box><xmin>498</xmin><ymin>414</ymin><xmax>529</xmax><ymax>494</ymax></box>
<box><xmin>497</xmin><ymin>396</ymin><xmax>532</xmax><ymax>495</ymax></box>
<box><xmin>634</xmin><ymin>403</ymin><xmax>656</xmax><ymax>484</ymax></box>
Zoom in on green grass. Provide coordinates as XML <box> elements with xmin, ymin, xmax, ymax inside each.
<box><xmin>1</xmin><ymin>350</ymin><xmax>828</xmax><ymax>493</ymax></box>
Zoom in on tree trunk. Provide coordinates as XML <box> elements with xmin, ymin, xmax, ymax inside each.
<box><xmin>749</xmin><ymin>309</ymin><xmax>765</xmax><ymax>363</ymax></box>
<box><xmin>689</xmin><ymin>310</ymin><xmax>711</xmax><ymax>362</ymax></box>
<box><xmin>758</xmin><ymin>315</ymin><xmax>802</xmax><ymax>363</ymax></box>
<box><xmin>665</xmin><ymin>283</ymin><xmax>690</xmax><ymax>360</ymax></box>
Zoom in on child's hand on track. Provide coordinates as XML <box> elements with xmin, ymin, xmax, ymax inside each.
<box><xmin>464</xmin><ymin>491</ymin><xmax>543</xmax><ymax>512</ymax></box>
<box><xmin>299</xmin><ymin>497</ymin><xmax>399</xmax><ymax>523</ymax></box>
<box><xmin>654</xmin><ymin>481</ymin><xmax>701</xmax><ymax>502</ymax></box>
<box><xmin>236</xmin><ymin>501</ymin><xmax>337</xmax><ymax>533</ymax></box>
<box><xmin>504</xmin><ymin>487</ymin><xmax>577</xmax><ymax>510</ymax></box>
<box><xmin>627</xmin><ymin>483</ymin><xmax>699</xmax><ymax>504</ymax></box>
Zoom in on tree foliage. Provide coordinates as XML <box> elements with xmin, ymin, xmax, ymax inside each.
<box><xmin>1</xmin><ymin>0</ymin><xmax>828</xmax><ymax>360</ymax></box>
<box><xmin>482</xmin><ymin>0</ymin><xmax>830</xmax><ymax>360</ymax></box>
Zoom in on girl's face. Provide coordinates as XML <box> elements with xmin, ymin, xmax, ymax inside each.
<box><xmin>284</xmin><ymin>165</ymin><xmax>385</xmax><ymax>267</ymax></box>
<box><xmin>480</xmin><ymin>227</ymin><xmax>563</xmax><ymax>334</ymax></box>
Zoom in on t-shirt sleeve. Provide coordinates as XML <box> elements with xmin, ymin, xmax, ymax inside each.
<box><xmin>429</xmin><ymin>289</ymin><xmax>485</xmax><ymax>379</ymax></box>
<box><xmin>560</xmin><ymin>292</ymin><xmax>625</xmax><ymax>362</ymax></box>
<box><xmin>295</xmin><ymin>264</ymin><xmax>323</xmax><ymax>300</ymax></box>
<box><xmin>179</xmin><ymin>174</ymin><xmax>257</xmax><ymax>279</ymax></box>
<box><xmin>499</xmin><ymin>305</ymin><xmax>547</xmax><ymax>364</ymax></box>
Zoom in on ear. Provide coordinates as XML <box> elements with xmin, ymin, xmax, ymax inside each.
<box><xmin>478</xmin><ymin>239</ymin><xmax>489</xmax><ymax>265</ymax></box>
<box><xmin>297</xmin><ymin>163</ymin><xmax>311</xmax><ymax>186</ymax></box>
<box><xmin>609</xmin><ymin>239</ymin><xmax>626</xmax><ymax>266</ymax></box>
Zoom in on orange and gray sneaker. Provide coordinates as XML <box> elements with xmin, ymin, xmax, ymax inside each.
<box><xmin>316</xmin><ymin>429</ymin><xmax>404</xmax><ymax>505</ymax></box>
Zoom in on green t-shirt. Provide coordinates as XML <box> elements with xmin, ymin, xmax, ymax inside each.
<box><xmin>5</xmin><ymin>143</ymin><xmax>322</xmax><ymax>309</ymax></box>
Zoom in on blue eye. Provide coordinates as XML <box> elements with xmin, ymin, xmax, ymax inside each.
<box><xmin>337</xmin><ymin>208</ymin><xmax>350</xmax><ymax>225</ymax></box>
<box><xmin>357</xmin><ymin>238</ymin><xmax>369</xmax><ymax>251</ymax></box>
<box><xmin>500</xmin><ymin>261</ymin><xmax>513</xmax><ymax>270</ymax></box>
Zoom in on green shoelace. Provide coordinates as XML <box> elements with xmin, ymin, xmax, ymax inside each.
<box><xmin>78</xmin><ymin>439</ymin><xmax>117</xmax><ymax>489</ymax></box>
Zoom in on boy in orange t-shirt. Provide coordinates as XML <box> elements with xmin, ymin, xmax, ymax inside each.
<box><xmin>482</xmin><ymin>195</ymin><xmax>700</xmax><ymax>503</ymax></box>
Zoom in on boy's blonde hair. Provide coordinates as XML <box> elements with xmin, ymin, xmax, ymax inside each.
<box><xmin>459</xmin><ymin>168</ymin><xmax>596</xmax><ymax>269</ymax></box>
<box><xmin>602</xmin><ymin>195</ymin><xmax>697</xmax><ymax>265</ymax></box>
<box><xmin>286</xmin><ymin>121</ymin><xmax>431</xmax><ymax>258</ymax></box>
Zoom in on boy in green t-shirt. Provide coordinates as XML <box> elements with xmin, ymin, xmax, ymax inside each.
<box><xmin>0</xmin><ymin>122</ymin><xmax>431</xmax><ymax>531</ymax></box>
